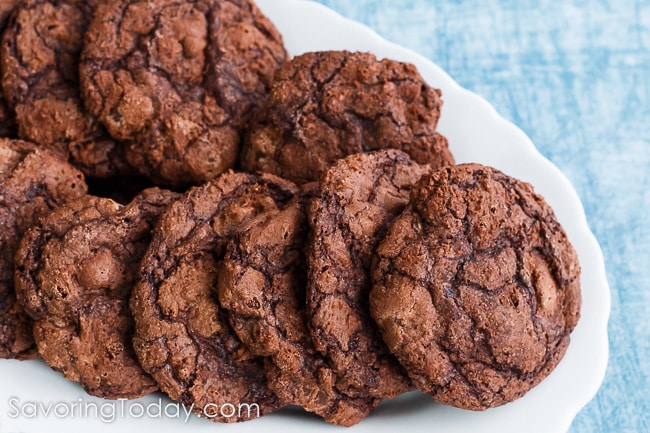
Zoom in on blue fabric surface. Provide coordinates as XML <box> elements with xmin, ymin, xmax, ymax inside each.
<box><xmin>310</xmin><ymin>0</ymin><xmax>650</xmax><ymax>432</ymax></box>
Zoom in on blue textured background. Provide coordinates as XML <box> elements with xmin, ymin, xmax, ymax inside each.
<box><xmin>310</xmin><ymin>1</ymin><xmax>649</xmax><ymax>432</ymax></box>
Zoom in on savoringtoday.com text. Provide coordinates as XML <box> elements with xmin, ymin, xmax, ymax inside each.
<box><xmin>6</xmin><ymin>396</ymin><xmax>260</xmax><ymax>423</ymax></box>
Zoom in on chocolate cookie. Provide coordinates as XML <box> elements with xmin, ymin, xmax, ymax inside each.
<box><xmin>241</xmin><ymin>50</ymin><xmax>454</xmax><ymax>184</ymax></box>
<box><xmin>217</xmin><ymin>184</ymin><xmax>380</xmax><ymax>426</ymax></box>
<box><xmin>14</xmin><ymin>189</ymin><xmax>177</xmax><ymax>399</ymax></box>
<box><xmin>80</xmin><ymin>0</ymin><xmax>288</xmax><ymax>186</ymax></box>
<box><xmin>370</xmin><ymin>164</ymin><xmax>582</xmax><ymax>410</ymax></box>
<box><xmin>1</xmin><ymin>0</ymin><xmax>131</xmax><ymax>178</ymax></box>
<box><xmin>307</xmin><ymin>150</ymin><xmax>431</xmax><ymax>400</ymax></box>
<box><xmin>130</xmin><ymin>171</ymin><xmax>296</xmax><ymax>422</ymax></box>
<box><xmin>0</xmin><ymin>138</ymin><xmax>87</xmax><ymax>359</ymax></box>
<box><xmin>0</xmin><ymin>0</ymin><xmax>18</xmax><ymax>137</ymax></box>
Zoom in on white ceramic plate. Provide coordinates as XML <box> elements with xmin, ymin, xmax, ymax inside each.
<box><xmin>0</xmin><ymin>1</ymin><xmax>610</xmax><ymax>432</ymax></box>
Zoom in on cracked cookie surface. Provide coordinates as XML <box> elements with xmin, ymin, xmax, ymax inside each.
<box><xmin>0</xmin><ymin>138</ymin><xmax>87</xmax><ymax>359</ymax></box>
<box><xmin>218</xmin><ymin>184</ymin><xmax>380</xmax><ymax>426</ymax></box>
<box><xmin>370</xmin><ymin>163</ymin><xmax>582</xmax><ymax>410</ymax></box>
<box><xmin>1</xmin><ymin>0</ymin><xmax>131</xmax><ymax>178</ymax></box>
<box><xmin>307</xmin><ymin>150</ymin><xmax>431</xmax><ymax>399</ymax></box>
<box><xmin>130</xmin><ymin>171</ymin><xmax>296</xmax><ymax>422</ymax></box>
<box><xmin>14</xmin><ymin>189</ymin><xmax>177</xmax><ymax>399</ymax></box>
<box><xmin>0</xmin><ymin>0</ymin><xmax>18</xmax><ymax>137</ymax></box>
<box><xmin>80</xmin><ymin>0</ymin><xmax>287</xmax><ymax>186</ymax></box>
<box><xmin>241</xmin><ymin>50</ymin><xmax>454</xmax><ymax>185</ymax></box>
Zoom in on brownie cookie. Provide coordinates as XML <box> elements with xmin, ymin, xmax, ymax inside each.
<box><xmin>370</xmin><ymin>164</ymin><xmax>582</xmax><ymax>410</ymax></box>
<box><xmin>130</xmin><ymin>171</ymin><xmax>296</xmax><ymax>422</ymax></box>
<box><xmin>307</xmin><ymin>150</ymin><xmax>431</xmax><ymax>399</ymax></box>
<box><xmin>241</xmin><ymin>50</ymin><xmax>454</xmax><ymax>184</ymax></box>
<box><xmin>1</xmin><ymin>0</ymin><xmax>131</xmax><ymax>178</ymax></box>
<box><xmin>80</xmin><ymin>0</ymin><xmax>288</xmax><ymax>186</ymax></box>
<box><xmin>0</xmin><ymin>138</ymin><xmax>87</xmax><ymax>359</ymax></box>
<box><xmin>0</xmin><ymin>0</ymin><xmax>18</xmax><ymax>137</ymax></box>
<box><xmin>14</xmin><ymin>189</ymin><xmax>177</xmax><ymax>399</ymax></box>
<box><xmin>218</xmin><ymin>184</ymin><xmax>380</xmax><ymax>426</ymax></box>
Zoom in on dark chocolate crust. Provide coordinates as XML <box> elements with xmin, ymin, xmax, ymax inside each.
<box><xmin>1</xmin><ymin>0</ymin><xmax>131</xmax><ymax>178</ymax></box>
<box><xmin>241</xmin><ymin>50</ymin><xmax>454</xmax><ymax>184</ymax></box>
<box><xmin>218</xmin><ymin>184</ymin><xmax>380</xmax><ymax>426</ymax></box>
<box><xmin>80</xmin><ymin>0</ymin><xmax>287</xmax><ymax>186</ymax></box>
<box><xmin>0</xmin><ymin>138</ymin><xmax>87</xmax><ymax>359</ymax></box>
<box><xmin>14</xmin><ymin>189</ymin><xmax>178</xmax><ymax>399</ymax></box>
<box><xmin>370</xmin><ymin>163</ymin><xmax>582</xmax><ymax>410</ymax></box>
<box><xmin>130</xmin><ymin>171</ymin><xmax>296</xmax><ymax>422</ymax></box>
<box><xmin>307</xmin><ymin>150</ymin><xmax>430</xmax><ymax>399</ymax></box>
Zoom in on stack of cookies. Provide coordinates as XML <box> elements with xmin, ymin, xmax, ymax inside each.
<box><xmin>0</xmin><ymin>0</ymin><xmax>581</xmax><ymax>428</ymax></box>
